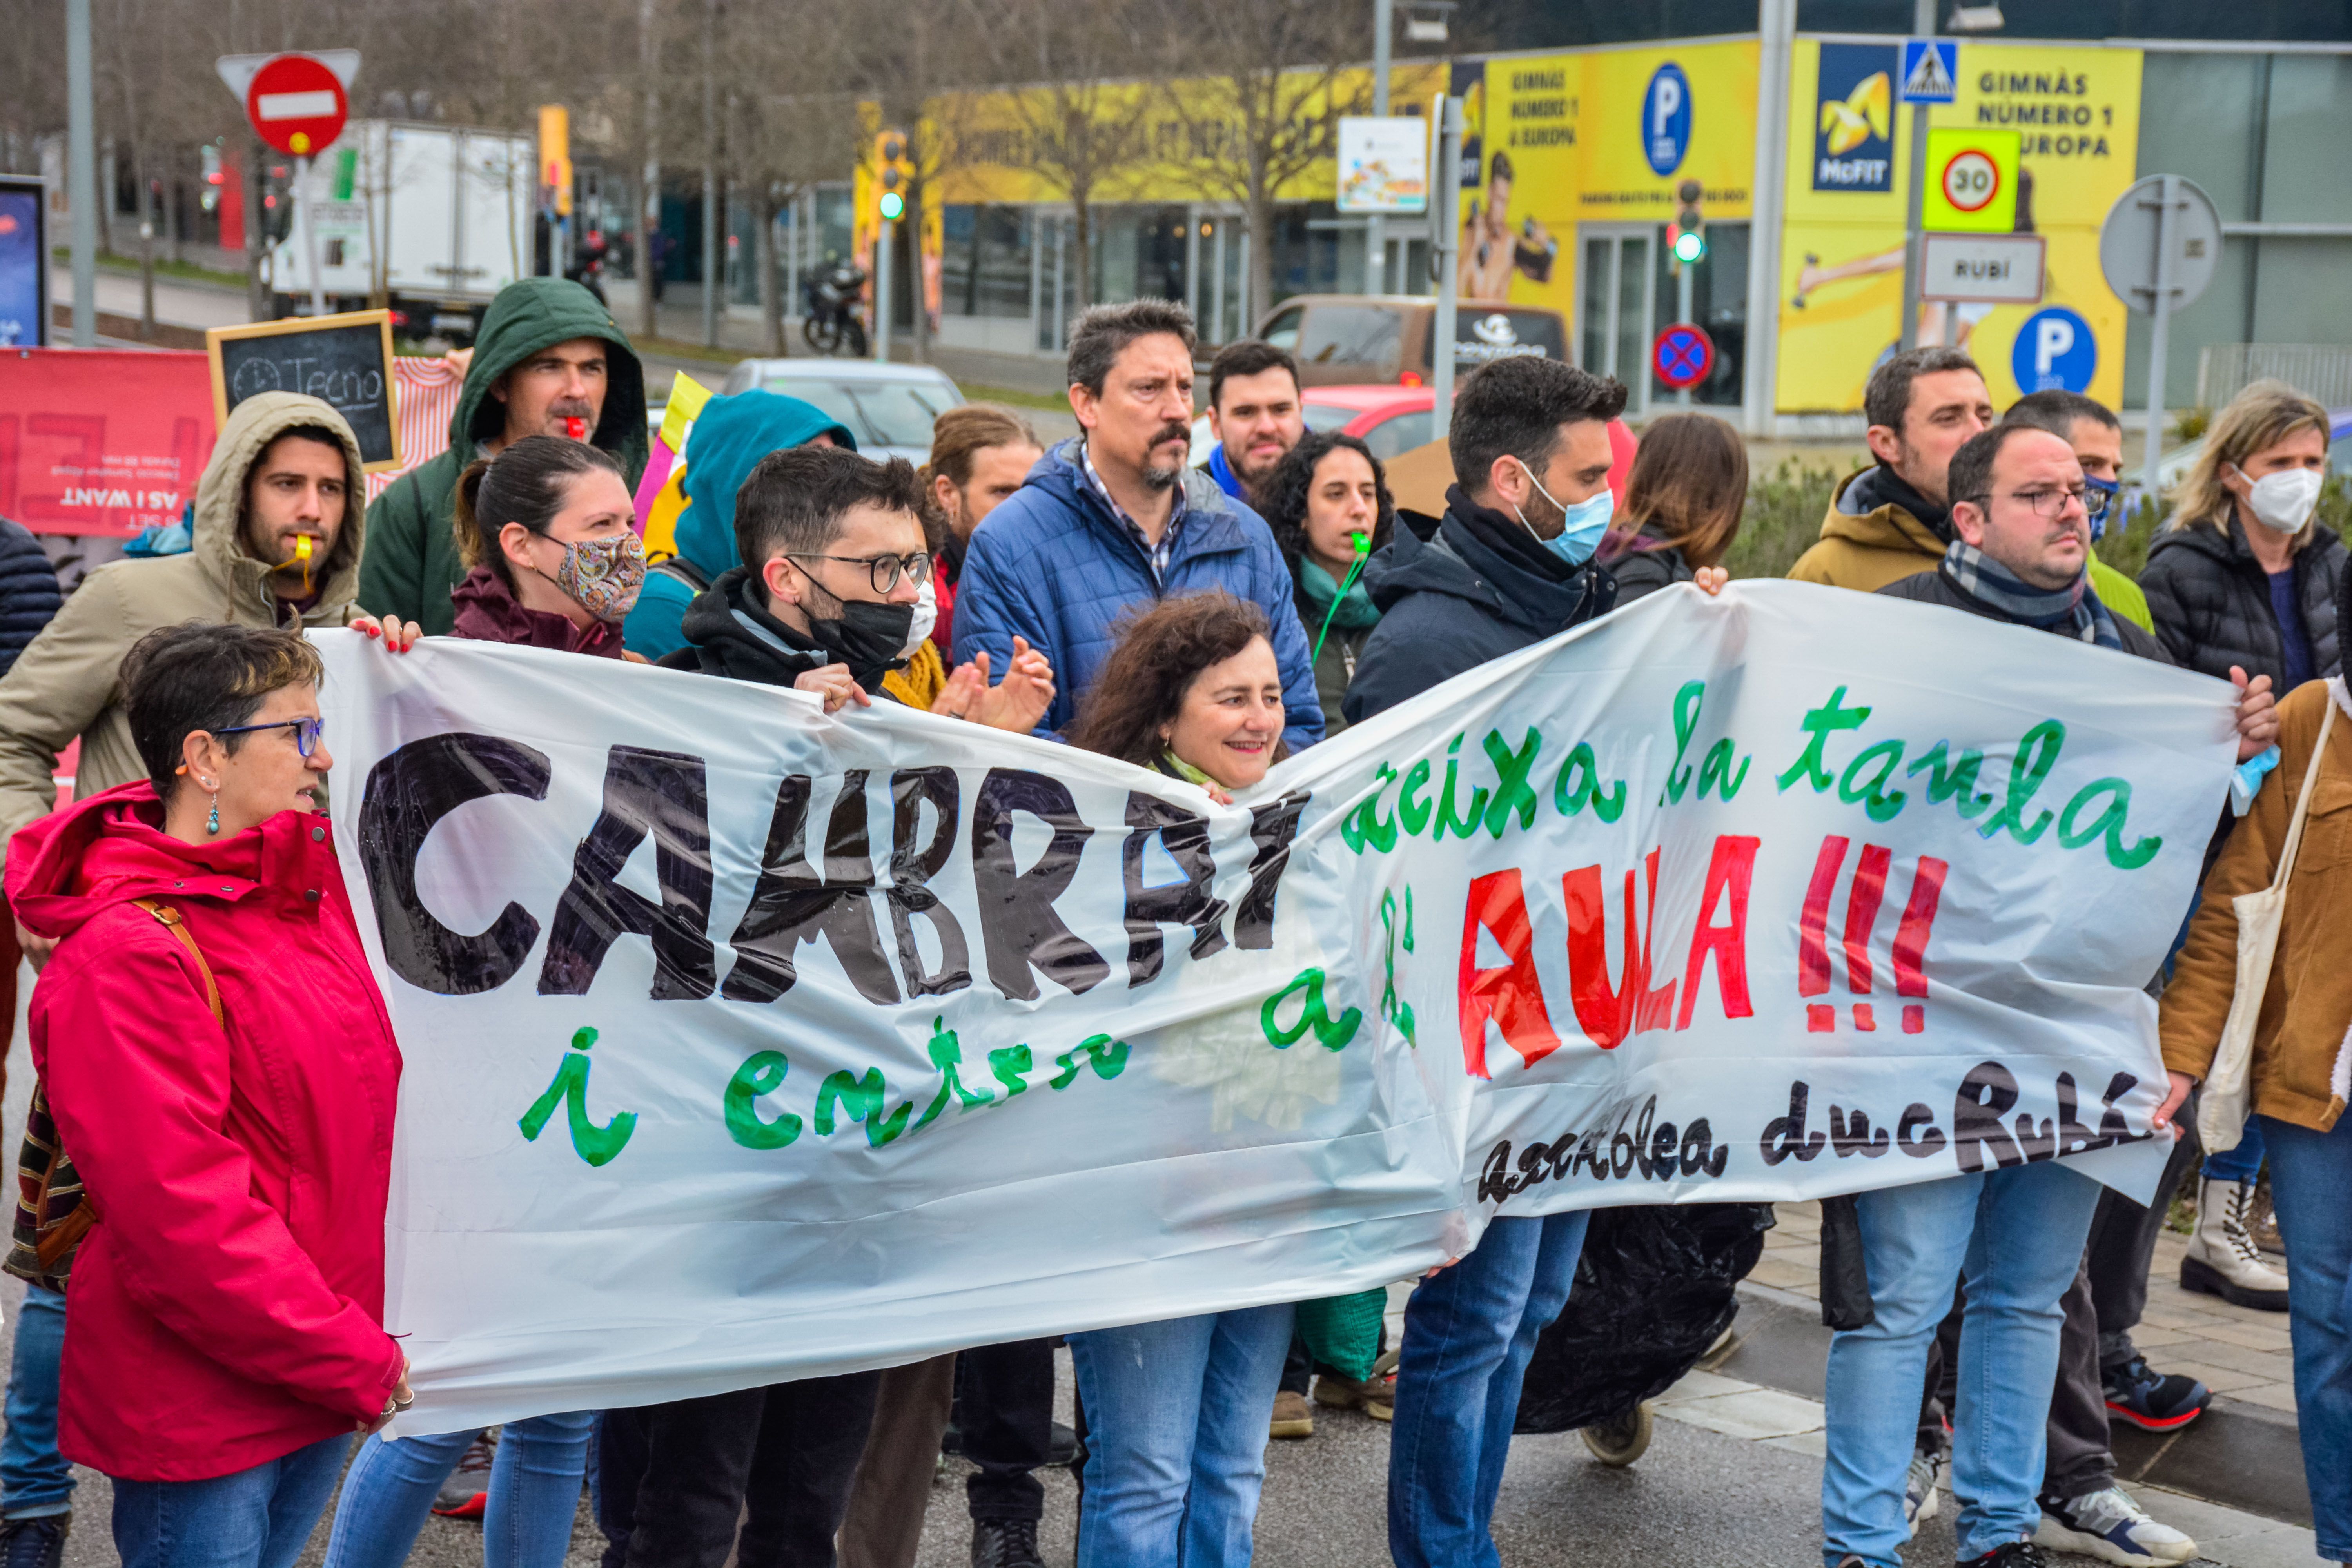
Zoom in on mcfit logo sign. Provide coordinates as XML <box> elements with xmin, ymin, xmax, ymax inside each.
<box><xmin>1815</xmin><ymin>43</ymin><xmax>1896</xmax><ymax>192</ymax></box>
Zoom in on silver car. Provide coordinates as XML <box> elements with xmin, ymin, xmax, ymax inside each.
<box><xmin>716</xmin><ymin>359</ymin><xmax>964</xmax><ymax>464</ymax></box>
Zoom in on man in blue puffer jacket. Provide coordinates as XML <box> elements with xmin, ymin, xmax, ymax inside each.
<box><xmin>951</xmin><ymin>299</ymin><xmax>1323</xmax><ymax>751</ymax></box>
<box><xmin>0</xmin><ymin>518</ymin><xmax>60</xmax><ymax>677</ymax></box>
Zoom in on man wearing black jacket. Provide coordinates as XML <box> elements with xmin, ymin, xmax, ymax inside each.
<box><xmin>1831</xmin><ymin>421</ymin><xmax>2277</xmax><ymax>1568</ymax></box>
<box><xmin>612</xmin><ymin>447</ymin><xmax>1049</xmax><ymax>1568</ymax></box>
<box><xmin>1348</xmin><ymin>357</ymin><xmax>1680</xmax><ymax>1568</ymax></box>
<box><xmin>1345</xmin><ymin>358</ymin><xmax>1626</xmax><ymax>729</ymax></box>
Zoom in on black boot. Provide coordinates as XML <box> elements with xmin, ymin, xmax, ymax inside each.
<box><xmin>971</xmin><ymin>1517</ymin><xmax>1045</xmax><ymax>1568</ymax></box>
<box><xmin>0</xmin><ymin>1514</ymin><xmax>69</xmax><ymax>1568</ymax></box>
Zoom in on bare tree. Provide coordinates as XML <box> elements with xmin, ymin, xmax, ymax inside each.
<box><xmin>1160</xmin><ymin>2</ymin><xmax>1368</xmax><ymax>323</ymax></box>
<box><xmin>950</xmin><ymin>0</ymin><xmax>1152</xmax><ymax>316</ymax></box>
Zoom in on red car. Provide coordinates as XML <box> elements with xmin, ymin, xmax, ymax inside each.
<box><xmin>1193</xmin><ymin>384</ymin><xmax>1635</xmax><ymax>480</ymax></box>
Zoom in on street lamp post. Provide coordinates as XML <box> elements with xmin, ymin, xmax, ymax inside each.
<box><xmin>1429</xmin><ymin>94</ymin><xmax>1463</xmax><ymax>428</ymax></box>
<box><xmin>1365</xmin><ymin>0</ymin><xmax>1391</xmax><ymax>294</ymax></box>
<box><xmin>1894</xmin><ymin>0</ymin><xmax>1934</xmax><ymax>354</ymax></box>
<box><xmin>67</xmin><ymin>0</ymin><xmax>96</xmax><ymax>346</ymax></box>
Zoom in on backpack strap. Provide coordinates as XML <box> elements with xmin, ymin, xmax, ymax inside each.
<box><xmin>648</xmin><ymin>556</ymin><xmax>710</xmax><ymax>593</ymax></box>
<box><xmin>129</xmin><ymin>899</ymin><xmax>224</xmax><ymax>1025</ymax></box>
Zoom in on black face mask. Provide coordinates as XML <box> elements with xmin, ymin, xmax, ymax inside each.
<box><xmin>807</xmin><ymin>597</ymin><xmax>915</xmax><ymax>685</ymax></box>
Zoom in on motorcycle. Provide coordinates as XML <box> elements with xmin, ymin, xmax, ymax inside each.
<box><xmin>565</xmin><ymin>232</ymin><xmax>610</xmax><ymax>307</ymax></box>
<box><xmin>802</xmin><ymin>263</ymin><xmax>870</xmax><ymax>357</ymax></box>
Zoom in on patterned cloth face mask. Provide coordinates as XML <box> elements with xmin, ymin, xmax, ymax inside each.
<box><xmin>549</xmin><ymin>532</ymin><xmax>648</xmax><ymax>622</ymax></box>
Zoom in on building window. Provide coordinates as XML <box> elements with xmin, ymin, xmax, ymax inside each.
<box><xmin>941</xmin><ymin>204</ymin><xmax>1031</xmax><ymax>319</ymax></box>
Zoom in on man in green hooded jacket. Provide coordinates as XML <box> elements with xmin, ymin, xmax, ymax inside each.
<box><xmin>361</xmin><ymin>277</ymin><xmax>648</xmax><ymax>634</ymax></box>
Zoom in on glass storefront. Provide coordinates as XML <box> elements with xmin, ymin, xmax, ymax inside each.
<box><xmin>2125</xmin><ymin>49</ymin><xmax>2352</xmax><ymax>409</ymax></box>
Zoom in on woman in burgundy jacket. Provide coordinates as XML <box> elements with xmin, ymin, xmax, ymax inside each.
<box><xmin>6</xmin><ymin>621</ymin><xmax>408</xmax><ymax>1565</ymax></box>
<box><xmin>321</xmin><ymin>434</ymin><xmax>647</xmax><ymax>1567</ymax></box>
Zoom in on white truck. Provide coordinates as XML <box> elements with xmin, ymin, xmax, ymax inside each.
<box><xmin>267</xmin><ymin>120</ymin><xmax>536</xmax><ymax>340</ymax></box>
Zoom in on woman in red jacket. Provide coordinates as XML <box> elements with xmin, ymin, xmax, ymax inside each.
<box><xmin>6</xmin><ymin>621</ymin><xmax>408</xmax><ymax>1567</ymax></box>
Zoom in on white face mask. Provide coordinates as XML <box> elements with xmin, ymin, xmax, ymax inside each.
<box><xmin>2234</xmin><ymin>464</ymin><xmax>2323</xmax><ymax>535</ymax></box>
<box><xmin>901</xmin><ymin>578</ymin><xmax>938</xmax><ymax>657</ymax></box>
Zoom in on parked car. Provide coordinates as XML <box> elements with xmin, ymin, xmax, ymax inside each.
<box><xmin>716</xmin><ymin>359</ymin><xmax>965</xmax><ymax>463</ymax></box>
<box><xmin>1188</xmin><ymin>385</ymin><xmax>1440</xmax><ymax>470</ymax></box>
<box><xmin>1250</xmin><ymin>295</ymin><xmax>1570</xmax><ymax>388</ymax></box>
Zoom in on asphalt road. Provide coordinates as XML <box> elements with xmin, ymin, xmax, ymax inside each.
<box><xmin>0</xmin><ymin>1322</ymin><xmax>2012</xmax><ymax>1568</ymax></box>
<box><xmin>0</xmin><ymin>981</ymin><xmax>2200</xmax><ymax>1568</ymax></box>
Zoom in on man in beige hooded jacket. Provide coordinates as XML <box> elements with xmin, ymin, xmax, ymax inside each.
<box><xmin>0</xmin><ymin>389</ymin><xmax>378</xmax><ymax>1552</ymax></box>
<box><xmin>0</xmin><ymin>392</ymin><xmax>372</xmax><ymax>885</ymax></box>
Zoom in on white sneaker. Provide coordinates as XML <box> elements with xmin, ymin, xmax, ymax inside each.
<box><xmin>1904</xmin><ymin>1448</ymin><xmax>1944</xmax><ymax>1538</ymax></box>
<box><xmin>2181</xmin><ymin>1176</ymin><xmax>2290</xmax><ymax>1310</ymax></box>
<box><xmin>2034</xmin><ymin>1486</ymin><xmax>2198</xmax><ymax>1565</ymax></box>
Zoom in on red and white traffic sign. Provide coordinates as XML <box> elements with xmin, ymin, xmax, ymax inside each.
<box><xmin>1940</xmin><ymin>149</ymin><xmax>2000</xmax><ymax>215</ymax></box>
<box><xmin>244</xmin><ymin>54</ymin><xmax>347</xmax><ymax>157</ymax></box>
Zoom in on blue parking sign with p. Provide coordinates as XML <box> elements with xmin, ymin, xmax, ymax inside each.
<box><xmin>2013</xmin><ymin>307</ymin><xmax>2097</xmax><ymax>395</ymax></box>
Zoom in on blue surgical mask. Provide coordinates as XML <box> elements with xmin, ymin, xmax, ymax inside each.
<box><xmin>2085</xmin><ymin>476</ymin><xmax>2119</xmax><ymax>542</ymax></box>
<box><xmin>1509</xmin><ymin>457</ymin><xmax>1612</xmax><ymax>568</ymax></box>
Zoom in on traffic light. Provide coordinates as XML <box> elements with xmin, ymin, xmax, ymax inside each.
<box><xmin>874</xmin><ymin>129</ymin><xmax>912</xmax><ymax>224</ymax></box>
<box><xmin>1668</xmin><ymin>179</ymin><xmax>1706</xmax><ymax>266</ymax></box>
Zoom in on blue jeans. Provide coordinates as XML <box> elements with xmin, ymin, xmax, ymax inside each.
<box><xmin>1388</xmin><ymin>1209</ymin><xmax>1591</xmax><ymax>1568</ymax></box>
<box><xmin>2203</xmin><ymin>1114</ymin><xmax>2266</xmax><ymax>1183</ymax></box>
<box><xmin>2257</xmin><ymin>1115</ymin><xmax>2352</xmax><ymax>1559</ymax></box>
<box><xmin>1822</xmin><ymin>1160</ymin><xmax>2100</xmax><ymax>1566</ymax></box>
<box><xmin>111</xmin><ymin>1433</ymin><xmax>350</xmax><ymax>1568</ymax></box>
<box><xmin>324</xmin><ymin>1412</ymin><xmax>596</xmax><ymax>1568</ymax></box>
<box><xmin>1067</xmin><ymin>1303</ymin><xmax>1293</xmax><ymax>1568</ymax></box>
<box><xmin>2</xmin><ymin>1285</ymin><xmax>71</xmax><ymax>1518</ymax></box>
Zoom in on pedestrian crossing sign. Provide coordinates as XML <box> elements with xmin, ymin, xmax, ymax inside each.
<box><xmin>1899</xmin><ymin>39</ymin><xmax>1958</xmax><ymax>103</ymax></box>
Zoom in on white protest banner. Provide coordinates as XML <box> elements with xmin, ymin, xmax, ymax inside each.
<box><xmin>314</xmin><ymin>582</ymin><xmax>2236</xmax><ymax>1432</ymax></box>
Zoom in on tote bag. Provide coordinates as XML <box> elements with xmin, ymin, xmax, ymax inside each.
<box><xmin>2196</xmin><ymin>691</ymin><xmax>2337</xmax><ymax>1154</ymax></box>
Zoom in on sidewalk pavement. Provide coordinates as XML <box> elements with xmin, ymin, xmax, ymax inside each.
<box><xmin>46</xmin><ymin>264</ymin><xmax>253</xmax><ymax>333</ymax></box>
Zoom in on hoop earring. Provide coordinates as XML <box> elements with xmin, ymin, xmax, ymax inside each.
<box><xmin>206</xmin><ymin>794</ymin><xmax>220</xmax><ymax>836</ymax></box>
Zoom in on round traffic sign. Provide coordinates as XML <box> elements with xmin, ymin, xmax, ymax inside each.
<box><xmin>245</xmin><ymin>54</ymin><xmax>347</xmax><ymax>158</ymax></box>
<box><xmin>1652</xmin><ymin>323</ymin><xmax>1715</xmax><ymax>390</ymax></box>
<box><xmin>2012</xmin><ymin>307</ymin><xmax>2098</xmax><ymax>394</ymax></box>
<box><xmin>2098</xmin><ymin>174</ymin><xmax>2222</xmax><ymax>316</ymax></box>
<box><xmin>1941</xmin><ymin>149</ymin><xmax>2000</xmax><ymax>214</ymax></box>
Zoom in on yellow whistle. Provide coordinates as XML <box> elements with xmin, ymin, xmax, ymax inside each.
<box><xmin>296</xmin><ymin>535</ymin><xmax>313</xmax><ymax>562</ymax></box>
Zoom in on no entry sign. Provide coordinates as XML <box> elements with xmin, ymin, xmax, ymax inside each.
<box><xmin>242</xmin><ymin>53</ymin><xmax>348</xmax><ymax>156</ymax></box>
<box><xmin>1652</xmin><ymin>323</ymin><xmax>1715</xmax><ymax>390</ymax></box>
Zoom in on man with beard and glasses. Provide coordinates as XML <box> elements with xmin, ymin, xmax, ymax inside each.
<box><xmin>361</xmin><ymin>276</ymin><xmax>648</xmax><ymax>636</ymax></box>
<box><xmin>952</xmin><ymin>299</ymin><xmax>1322</xmax><ymax>751</ymax></box>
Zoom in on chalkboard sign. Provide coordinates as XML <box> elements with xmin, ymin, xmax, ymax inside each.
<box><xmin>207</xmin><ymin>309</ymin><xmax>401</xmax><ymax>471</ymax></box>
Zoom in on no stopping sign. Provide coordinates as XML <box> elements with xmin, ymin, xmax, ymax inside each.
<box><xmin>1652</xmin><ymin>323</ymin><xmax>1715</xmax><ymax>390</ymax></box>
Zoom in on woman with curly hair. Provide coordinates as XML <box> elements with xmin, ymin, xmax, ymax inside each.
<box><xmin>1258</xmin><ymin>431</ymin><xmax>1393</xmax><ymax>735</ymax></box>
<box><xmin>1062</xmin><ymin>591</ymin><xmax>1290</xmax><ymax>1568</ymax></box>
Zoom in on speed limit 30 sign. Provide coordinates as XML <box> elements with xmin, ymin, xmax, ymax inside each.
<box><xmin>1942</xmin><ymin>150</ymin><xmax>1999</xmax><ymax>213</ymax></box>
<box><xmin>1922</xmin><ymin>128</ymin><xmax>2019</xmax><ymax>232</ymax></box>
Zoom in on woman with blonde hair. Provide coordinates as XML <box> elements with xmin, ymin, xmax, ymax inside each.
<box><xmin>2141</xmin><ymin>378</ymin><xmax>2344</xmax><ymax>1313</ymax></box>
<box><xmin>1596</xmin><ymin>412</ymin><xmax>1748</xmax><ymax>601</ymax></box>
<box><xmin>2142</xmin><ymin>379</ymin><xmax>2344</xmax><ymax>691</ymax></box>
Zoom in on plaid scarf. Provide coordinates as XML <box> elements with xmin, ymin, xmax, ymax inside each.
<box><xmin>1940</xmin><ymin>540</ymin><xmax>2122</xmax><ymax>650</ymax></box>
